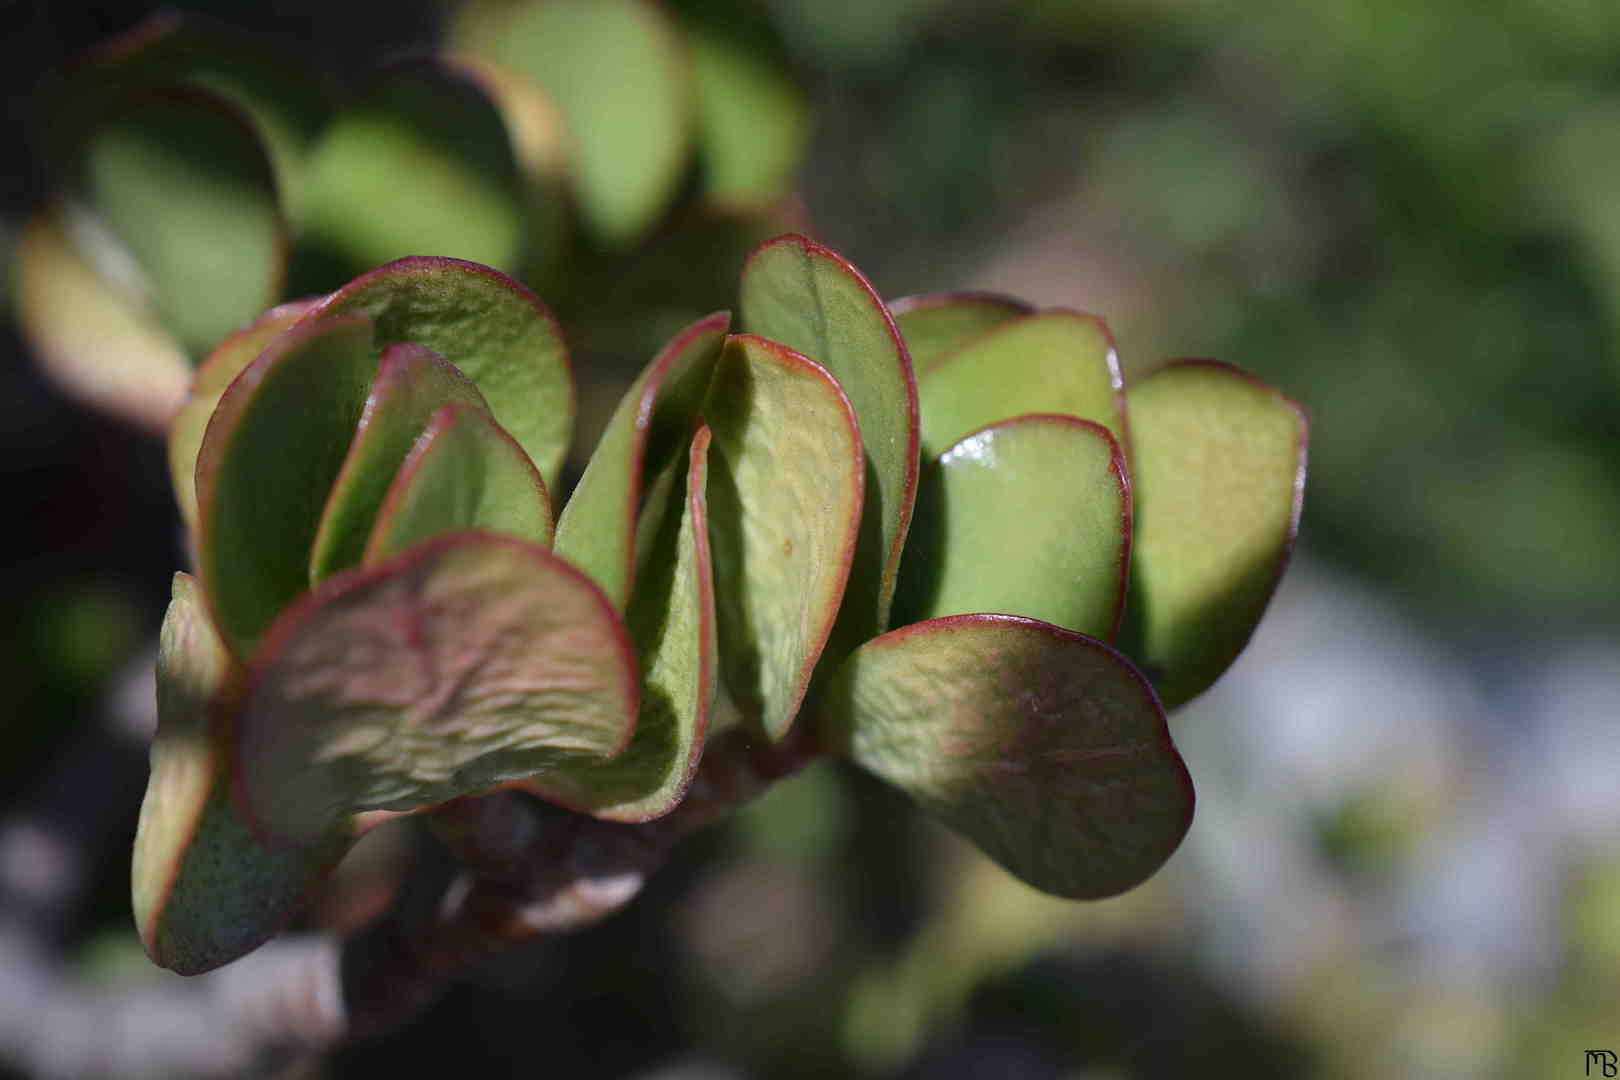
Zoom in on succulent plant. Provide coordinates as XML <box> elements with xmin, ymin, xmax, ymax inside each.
<box><xmin>133</xmin><ymin>234</ymin><xmax>1307</xmax><ymax>976</ymax></box>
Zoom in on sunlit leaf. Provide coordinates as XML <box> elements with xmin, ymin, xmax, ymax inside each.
<box><xmin>916</xmin><ymin>310</ymin><xmax>1127</xmax><ymax>459</ymax></box>
<box><xmin>234</xmin><ymin>532</ymin><xmax>638</xmax><ymax>846</ymax></box>
<box><xmin>894</xmin><ymin>415</ymin><xmax>1130</xmax><ymax>640</ymax></box>
<box><xmin>1121</xmin><ymin>360</ymin><xmax>1308</xmax><ymax>709</ymax></box>
<box><xmin>196</xmin><ymin>316</ymin><xmax>377</xmax><ymax>657</ymax></box>
<box><xmin>132</xmin><ymin>573</ymin><xmax>353</xmax><ymax>974</ymax></box>
<box><xmin>309</xmin><ymin>344</ymin><xmax>490</xmax><ymax>581</ymax></box>
<box><xmin>686</xmin><ymin>25</ymin><xmax>810</xmax><ymax>209</ymax></box>
<box><xmin>303</xmin><ymin>256</ymin><xmax>572</xmax><ymax>494</ymax></box>
<box><xmin>364</xmin><ymin>403</ymin><xmax>553</xmax><ymax>561</ymax></box>
<box><xmin>703</xmin><ymin>334</ymin><xmax>864</xmax><ymax>740</ymax></box>
<box><xmin>817</xmin><ymin>613</ymin><xmax>1193</xmax><ymax>899</ymax></box>
<box><xmin>739</xmin><ymin>234</ymin><xmax>918</xmax><ymax>645</ymax></box>
<box><xmin>889</xmin><ymin>290</ymin><xmax>1032</xmax><ymax>378</ymax></box>
<box><xmin>555</xmin><ymin>312</ymin><xmax>728</xmax><ymax>608</ymax></box>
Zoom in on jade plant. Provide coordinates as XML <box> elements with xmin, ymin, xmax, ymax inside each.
<box><xmin>16</xmin><ymin>0</ymin><xmax>809</xmax><ymax>433</ymax></box>
<box><xmin>134</xmin><ymin>233</ymin><xmax>1307</xmax><ymax>978</ymax></box>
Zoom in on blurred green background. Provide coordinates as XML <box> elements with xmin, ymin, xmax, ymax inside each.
<box><xmin>3</xmin><ymin>1</ymin><xmax>1618</xmax><ymax>1078</ymax></box>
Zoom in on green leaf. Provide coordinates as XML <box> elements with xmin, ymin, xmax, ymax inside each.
<box><xmin>817</xmin><ymin>613</ymin><xmax>1193</xmax><ymax>899</ymax></box>
<box><xmin>916</xmin><ymin>310</ymin><xmax>1127</xmax><ymax>460</ymax></box>
<box><xmin>196</xmin><ymin>316</ymin><xmax>377</xmax><ymax>657</ymax></box>
<box><xmin>703</xmin><ymin>334</ymin><xmax>864</xmax><ymax>740</ymax></box>
<box><xmin>234</xmin><ymin>531</ymin><xmax>638</xmax><ymax>846</ymax></box>
<box><xmin>306</xmin><ymin>256</ymin><xmax>573</xmax><ymax>495</ymax></box>
<box><xmin>132</xmin><ymin>573</ymin><xmax>353</xmax><ymax>974</ymax></box>
<box><xmin>167</xmin><ymin>298</ymin><xmax>324</xmax><ymax>534</ymax></box>
<box><xmin>893</xmin><ymin>415</ymin><xmax>1130</xmax><ymax>640</ymax></box>
<box><xmin>738</xmin><ymin>234</ymin><xmax>919</xmax><ymax>645</ymax></box>
<box><xmin>523</xmin><ymin>425</ymin><xmax>716</xmax><ymax>820</ymax></box>
<box><xmin>300</xmin><ymin>60</ymin><xmax>527</xmax><ymax>277</ymax></box>
<box><xmin>364</xmin><ymin>403</ymin><xmax>554</xmax><ymax>561</ymax></box>
<box><xmin>75</xmin><ymin>88</ymin><xmax>286</xmax><ymax>357</ymax></box>
<box><xmin>555</xmin><ymin>312</ymin><xmax>729</xmax><ymax>608</ymax></box>
<box><xmin>1120</xmin><ymin>361</ymin><xmax>1308</xmax><ymax>709</ymax></box>
<box><xmin>309</xmin><ymin>343</ymin><xmax>491</xmax><ymax>581</ymax></box>
<box><xmin>890</xmin><ymin>291</ymin><xmax>1032</xmax><ymax>379</ymax></box>
<box><xmin>686</xmin><ymin>26</ymin><xmax>811</xmax><ymax>209</ymax></box>
<box><xmin>453</xmin><ymin>0</ymin><xmax>691</xmax><ymax>247</ymax></box>
<box><xmin>14</xmin><ymin>205</ymin><xmax>189</xmax><ymax>433</ymax></box>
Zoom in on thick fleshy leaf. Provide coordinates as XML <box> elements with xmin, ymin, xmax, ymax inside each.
<box><xmin>300</xmin><ymin>60</ymin><xmax>526</xmax><ymax>277</ymax></box>
<box><xmin>889</xmin><ymin>291</ymin><xmax>1033</xmax><ymax>379</ymax></box>
<box><xmin>453</xmin><ymin>0</ymin><xmax>691</xmax><ymax>247</ymax></box>
<box><xmin>524</xmin><ymin>426</ymin><xmax>716</xmax><ymax>820</ymax></box>
<box><xmin>554</xmin><ymin>312</ymin><xmax>729</xmax><ymax>608</ymax></box>
<box><xmin>1121</xmin><ymin>361</ymin><xmax>1308</xmax><ymax>709</ymax></box>
<box><xmin>167</xmin><ymin>298</ymin><xmax>324</xmax><ymax>533</ymax></box>
<box><xmin>309</xmin><ymin>344</ymin><xmax>490</xmax><ymax>581</ymax></box>
<box><xmin>893</xmin><ymin>415</ymin><xmax>1130</xmax><ymax>640</ymax></box>
<box><xmin>817</xmin><ymin>614</ymin><xmax>1193</xmax><ymax>899</ymax></box>
<box><xmin>738</xmin><ymin>234</ymin><xmax>919</xmax><ymax>644</ymax></box>
<box><xmin>234</xmin><ymin>532</ymin><xmax>638</xmax><ymax>846</ymax></box>
<box><xmin>195</xmin><ymin>315</ymin><xmax>377</xmax><ymax>657</ymax></box>
<box><xmin>74</xmin><ymin>88</ymin><xmax>286</xmax><ymax>357</ymax></box>
<box><xmin>916</xmin><ymin>310</ymin><xmax>1127</xmax><ymax>460</ymax></box>
<box><xmin>14</xmin><ymin>205</ymin><xmax>189</xmax><ymax>433</ymax></box>
<box><xmin>132</xmin><ymin>573</ymin><xmax>353</xmax><ymax>974</ymax></box>
<box><xmin>364</xmin><ymin>404</ymin><xmax>554</xmax><ymax>561</ymax></box>
<box><xmin>302</xmin><ymin>257</ymin><xmax>572</xmax><ymax>494</ymax></box>
<box><xmin>703</xmin><ymin>334</ymin><xmax>864</xmax><ymax>740</ymax></box>
<box><xmin>686</xmin><ymin>25</ymin><xmax>810</xmax><ymax>209</ymax></box>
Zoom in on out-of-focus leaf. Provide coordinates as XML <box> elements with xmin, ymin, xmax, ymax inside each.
<box><xmin>301</xmin><ymin>60</ymin><xmax>527</xmax><ymax>277</ymax></box>
<box><xmin>309</xmin><ymin>344</ymin><xmax>490</xmax><ymax>581</ymax></box>
<box><xmin>894</xmin><ymin>415</ymin><xmax>1129</xmax><ymax>640</ymax></box>
<box><xmin>453</xmin><ymin>0</ymin><xmax>691</xmax><ymax>247</ymax></box>
<box><xmin>817</xmin><ymin>613</ymin><xmax>1193</xmax><ymax>899</ymax></box>
<box><xmin>739</xmin><ymin>234</ymin><xmax>918</xmax><ymax>646</ymax></box>
<box><xmin>234</xmin><ymin>532</ymin><xmax>638</xmax><ymax>846</ymax></box>
<box><xmin>364</xmin><ymin>403</ymin><xmax>553</xmax><ymax>561</ymax></box>
<box><xmin>555</xmin><ymin>312</ymin><xmax>728</xmax><ymax>608</ymax></box>
<box><xmin>14</xmin><ymin>206</ymin><xmax>189</xmax><ymax>433</ymax></box>
<box><xmin>75</xmin><ymin>89</ymin><xmax>286</xmax><ymax>357</ymax></box>
<box><xmin>524</xmin><ymin>426</ymin><xmax>715</xmax><ymax>820</ymax></box>
<box><xmin>167</xmin><ymin>298</ymin><xmax>324</xmax><ymax>533</ymax></box>
<box><xmin>889</xmin><ymin>291</ymin><xmax>1032</xmax><ymax>378</ymax></box>
<box><xmin>703</xmin><ymin>334</ymin><xmax>864</xmax><ymax>740</ymax></box>
<box><xmin>132</xmin><ymin>573</ymin><xmax>352</xmax><ymax>975</ymax></box>
<box><xmin>916</xmin><ymin>310</ymin><xmax>1127</xmax><ymax>458</ymax></box>
<box><xmin>304</xmin><ymin>257</ymin><xmax>572</xmax><ymax>494</ymax></box>
<box><xmin>1121</xmin><ymin>360</ymin><xmax>1308</xmax><ymax>709</ymax></box>
<box><xmin>686</xmin><ymin>26</ymin><xmax>810</xmax><ymax>209</ymax></box>
<box><xmin>196</xmin><ymin>316</ymin><xmax>377</xmax><ymax>657</ymax></box>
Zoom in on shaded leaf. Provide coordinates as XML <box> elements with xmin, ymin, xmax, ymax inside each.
<box><xmin>890</xmin><ymin>290</ymin><xmax>1032</xmax><ymax>378</ymax></box>
<box><xmin>234</xmin><ymin>532</ymin><xmax>638</xmax><ymax>846</ymax></box>
<box><xmin>309</xmin><ymin>344</ymin><xmax>490</xmax><ymax>581</ymax></box>
<box><xmin>817</xmin><ymin>613</ymin><xmax>1193</xmax><ymax>899</ymax></box>
<box><xmin>132</xmin><ymin>573</ymin><xmax>352</xmax><ymax>974</ymax></box>
<box><xmin>1121</xmin><ymin>361</ymin><xmax>1308</xmax><ymax>709</ymax></box>
<box><xmin>739</xmin><ymin>234</ymin><xmax>919</xmax><ymax>644</ymax></box>
<box><xmin>704</xmin><ymin>334</ymin><xmax>864</xmax><ymax>740</ymax></box>
<box><xmin>14</xmin><ymin>205</ymin><xmax>189</xmax><ymax>433</ymax></box>
<box><xmin>555</xmin><ymin>311</ymin><xmax>728</xmax><ymax>608</ymax></box>
<box><xmin>167</xmin><ymin>297</ymin><xmax>324</xmax><ymax>533</ymax></box>
<box><xmin>916</xmin><ymin>310</ymin><xmax>1127</xmax><ymax>459</ymax></box>
<box><xmin>304</xmin><ymin>256</ymin><xmax>572</xmax><ymax>494</ymax></box>
<box><xmin>453</xmin><ymin>0</ymin><xmax>691</xmax><ymax>247</ymax></box>
<box><xmin>364</xmin><ymin>403</ymin><xmax>554</xmax><ymax>561</ymax></box>
<box><xmin>74</xmin><ymin>88</ymin><xmax>286</xmax><ymax>357</ymax></box>
<box><xmin>196</xmin><ymin>316</ymin><xmax>377</xmax><ymax>657</ymax></box>
<box><xmin>524</xmin><ymin>425</ymin><xmax>716</xmax><ymax>820</ymax></box>
<box><xmin>893</xmin><ymin>415</ymin><xmax>1130</xmax><ymax>640</ymax></box>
